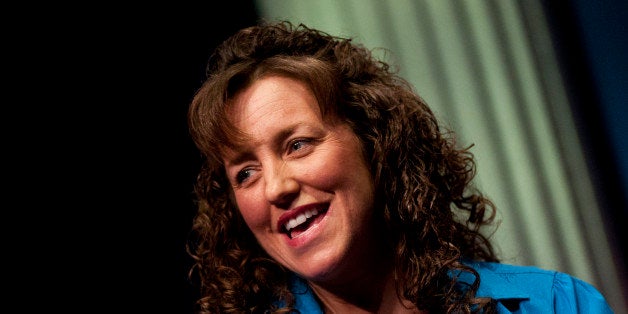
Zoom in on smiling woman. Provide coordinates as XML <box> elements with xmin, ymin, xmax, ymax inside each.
<box><xmin>223</xmin><ymin>76</ymin><xmax>376</xmax><ymax>279</ymax></box>
<box><xmin>186</xmin><ymin>21</ymin><xmax>614</xmax><ymax>313</ymax></box>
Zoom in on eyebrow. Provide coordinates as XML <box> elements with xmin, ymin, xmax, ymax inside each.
<box><xmin>223</xmin><ymin>150</ymin><xmax>255</xmax><ymax>168</ymax></box>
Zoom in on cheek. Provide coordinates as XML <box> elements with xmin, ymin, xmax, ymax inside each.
<box><xmin>309</xmin><ymin>144</ymin><xmax>373</xmax><ymax>193</ymax></box>
<box><xmin>233</xmin><ymin>190</ymin><xmax>268</xmax><ymax>231</ymax></box>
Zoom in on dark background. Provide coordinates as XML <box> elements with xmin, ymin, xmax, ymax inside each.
<box><xmin>543</xmin><ymin>0</ymin><xmax>628</xmax><ymax>289</ymax></box>
<box><xmin>13</xmin><ymin>0</ymin><xmax>625</xmax><ymax>312</ymax></box>
<box><xmin>89</xmin><ymin>3</ymin><xmax>263</xmax><ymax>313</ymax></box>
<box><xmin>14</xmin><ymin>2</ymin><xmax>261</xmax><ymax>313</ymax></box>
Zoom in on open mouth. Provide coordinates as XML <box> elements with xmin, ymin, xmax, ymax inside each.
<box><xmin>281</xmin><ymin>207</ymin><xmax>327</xmax><ymax>239</ymax></box>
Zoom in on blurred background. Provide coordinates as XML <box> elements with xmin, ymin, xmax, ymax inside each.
<box><xmin>21</xmin><ymin>0</ymin><xmax>625</xmax><ymax>312</ymax></box>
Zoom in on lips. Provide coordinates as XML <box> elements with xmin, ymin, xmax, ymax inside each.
<box><xmin>277</xmin><ymin>203</ymin><xmax>329</xmax><ymax>239</ymax></box>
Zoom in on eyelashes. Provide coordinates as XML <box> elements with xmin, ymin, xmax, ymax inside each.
<box><xmin>236</xmin><ymin>168</ymin><xmax>255</xmax><ymax>184</ymax></box>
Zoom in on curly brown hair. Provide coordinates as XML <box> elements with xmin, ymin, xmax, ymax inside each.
<box><xmin>187</xmin><ymin>21</ymin><xmax>500</xmax><ymax>313</ymax></box>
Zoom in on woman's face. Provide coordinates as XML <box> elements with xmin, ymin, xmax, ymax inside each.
<box><xmin>222</xmin><ymin>75</ymin><xmax>377</xmax><ymax>282</ymax></box>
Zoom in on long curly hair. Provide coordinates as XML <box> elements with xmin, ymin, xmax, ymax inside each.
<box><xmin>187</xmin><ymin>21</ymin><xmax>500</xmax><ymax>313</ymax></box>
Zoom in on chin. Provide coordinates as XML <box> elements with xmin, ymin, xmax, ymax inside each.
<box><xmin>292</xmin><ymin>250</ymin><xmax>350</xmax><ymax>283</ymax></box>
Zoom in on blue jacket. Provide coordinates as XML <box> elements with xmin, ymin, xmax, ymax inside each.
<box><xmin>288</xmin><ymin>261</ymin><xmax>614</xmax><ymax>313</ymax></box>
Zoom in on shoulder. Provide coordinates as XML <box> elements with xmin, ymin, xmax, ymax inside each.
<box><xmin>465</xmin><ymin>261</ymin><xmax>614</xmax><ymax>313</ymax></box>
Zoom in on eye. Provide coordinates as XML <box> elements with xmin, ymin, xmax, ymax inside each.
<box><xmin>235</xmin><ymin>168</ymin><xmax>255</xmax><ymax>184</ymax></box>
<box><xmin>288</xmin><ymin>139</ymin><xmax>311</xmax><ymax>153</ymax></box>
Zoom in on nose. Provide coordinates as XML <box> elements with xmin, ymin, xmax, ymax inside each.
<box><xmin>264</xmin><ymin>161</ymin><xmax>299</xmax><ymax>206</ymax></box>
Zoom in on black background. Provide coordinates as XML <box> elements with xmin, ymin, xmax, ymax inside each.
<box><xmin>11</xmin><ymin>2</ymin><xmax>260</xmax><ymax>313</ymax></box>
<box><xmin>88</xmin><ymin>3</ymin><xmax>262</xmax><ymax>312</ymax></box>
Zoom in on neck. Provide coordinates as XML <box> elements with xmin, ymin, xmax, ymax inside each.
<box><xmin>307</xmin><ymin>261</ymin><xmax>426</xmax><ymax>314</ymax></box>
<box><xmin>311</xmin><ymin>273</ymin><xmax>427</xmax><ymax>314</ymax></box>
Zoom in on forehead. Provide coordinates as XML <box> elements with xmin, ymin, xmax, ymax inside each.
<box><xmin>228</xmin><ymin>76</ymin><xmax>323</xmax><ymax>130</ymax></box>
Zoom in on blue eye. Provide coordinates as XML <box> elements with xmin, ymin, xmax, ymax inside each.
<box><xmin>289</xmin><ymin>139</ymin><xmax>310</xmax><ymax>153</ymax></box>
<box><xmin>236</xmin><ymin>168</ymin><xmax>253</xmax><ymax>184</ymax></box>
<box><xmin>291</xmin><ymin>140</ymin><xmax>304</xmax><ymax>151</ymax></box>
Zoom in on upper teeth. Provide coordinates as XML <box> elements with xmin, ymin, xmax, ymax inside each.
<box><xmin>285</xmin><ymin>209</ymin><xmax>319</xmax><ymax>231</ymax></box>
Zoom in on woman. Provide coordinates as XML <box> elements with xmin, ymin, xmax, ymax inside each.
<box><xmin>186</xmin><ymin>21</ymin><xmax>612</xmax><ymax>313</ymax></box>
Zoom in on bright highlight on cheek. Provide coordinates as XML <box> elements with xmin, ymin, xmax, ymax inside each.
<box><xmin>233</xmin><ymin>190</ymin><xmax>267</xmax><ymax>229</ymax></box>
